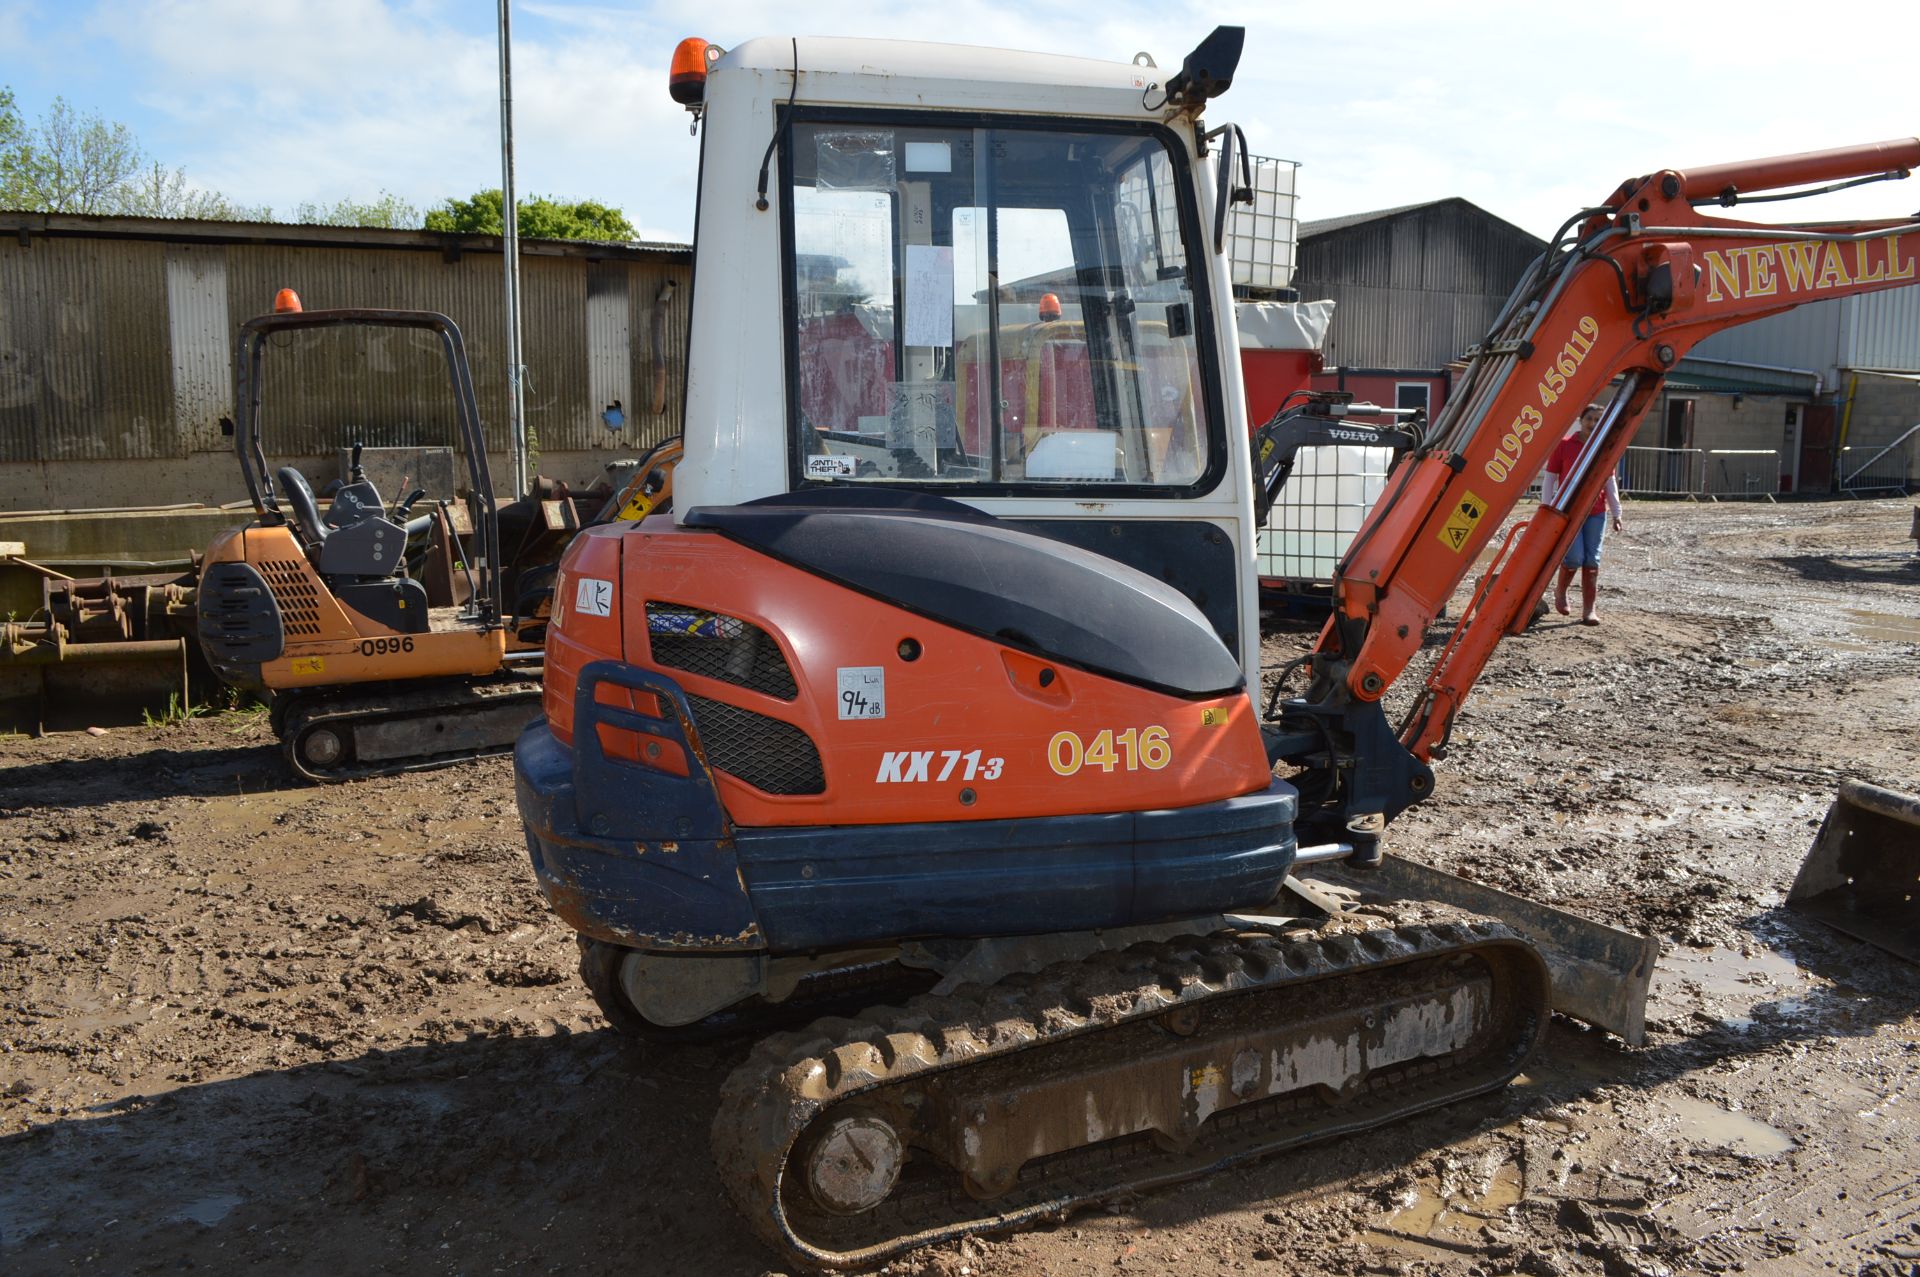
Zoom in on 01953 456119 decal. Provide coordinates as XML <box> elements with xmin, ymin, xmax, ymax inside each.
<box><xmin>1484</xmin><ymin>314</ymin><xmax>1599</xmax><ymax>484</ymax></box>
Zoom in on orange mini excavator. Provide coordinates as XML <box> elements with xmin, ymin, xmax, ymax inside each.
<box><xmin>196</xmin><ymin>302</ymin><xmax>545</xmax><ymax>779</ymax></box>
<box><xmin>514</xmin><ymin>27</ymin><xmax>1920</xmax><ymax>1271</ymax></box>
<box><xmin>195</xmin><ymin>295</ymin><xmax>684</xmax><ymax>781</ymax></box>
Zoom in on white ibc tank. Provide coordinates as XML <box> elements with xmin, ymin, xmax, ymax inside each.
<box><xmin>1256</xmin><ymin>444</ymin><xmax>1398</xmax><ymax>583</ymax></box>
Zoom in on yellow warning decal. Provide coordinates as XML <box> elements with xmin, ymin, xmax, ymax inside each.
<box><xmin>617</xmin><ymin>493</ymin><xmax>655</xmax><ymax>521</ymax></box>
<box><xmin>1437</xmin><ymin>490</ymin><xmax>1488</xmax><ymax>553</ymax></box>
<box><xmin>1200</xmin><ymin>706</ymin><xmax>1230</xmax><ymax>727</ymax></box>
<box><xmin>290</xmin><ymin>656</ymin><xmax>325</xmax><ymax>675</ymax></box>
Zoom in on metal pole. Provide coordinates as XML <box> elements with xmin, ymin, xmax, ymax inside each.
<box><xmin>498</xmin><ymin>0</ymin><xmax>528</xmax><ymax>498</ymax></box>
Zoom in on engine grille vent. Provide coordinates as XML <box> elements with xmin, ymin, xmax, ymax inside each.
<box><xmin>686</xmin><ymin>695</ymin><xmax>825</xmax><ymax>796</ymax></box>
<box><xmin>260</xmin><ymin>558</ymin><xmax>324</xmax><ymax>636</ymax></box>
<box><xmin>646</xmin><ymin>602</ymin><xmax>798</xmax><ymax>700</ymax></box>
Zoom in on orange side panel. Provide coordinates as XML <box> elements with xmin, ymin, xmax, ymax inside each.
<box><xmin>543</xmin><ymin>524</ymin><xmax>627</xmax><ymax>742</ymax></box>
<box><xmin>595</xmin><ymin>523</ymin><xmax>1269</xmax><ymax>828</ymax></box>
<box><xmin>258</xmin><ymin>628</ymin><xmax>508</xmax><ymax>689</ymax></box>
<box><xmin>209</xmin><ymin>520</ymin><xmax>508</xmax><ymax>690</ymax></box>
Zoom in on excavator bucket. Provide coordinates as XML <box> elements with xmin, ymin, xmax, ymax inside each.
<box><xmin>1788</xmin><ymin>780</ymin><xmax>1920</xmax><ymax>963</ymax></box>
<box><xmin>1309</xmin><ymin>854</ymin><xmax>1661</xmax><ymax>1046</ymax></box>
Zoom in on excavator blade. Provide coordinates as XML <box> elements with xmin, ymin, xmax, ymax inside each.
<box><xmin>1308</xmin><ymin>853</ymin><xmax>1660</xmax><ymax>1046</ymax></box>
<box><xmin>1789</xmin><ymin>780</ymin><xmax>1920</xmax><ymax>963</ymax></box>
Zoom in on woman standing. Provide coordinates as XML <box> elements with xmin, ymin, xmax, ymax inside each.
<box><xmin>1541</xmin><ymin>406</ymin><xmax>1624</xmax><ymax>625</ymax></box>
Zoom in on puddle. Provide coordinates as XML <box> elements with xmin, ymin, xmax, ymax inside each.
<box><xmin>1808</xmin><ymin>637</ymin><xmax>1880</xmax><ymax>654</ymax></box>
<box><xmin>1654</xmin><ymin>941</ymin><xmax>1833</xmax><ymax>1031</ymax></box>
<box><xmin>1658</xmin><ymin>943</ymin><xmax>1803</xmax><ymax>1000</ymax></box>
<box><xmin>1361</xmin><ymin>1162</ymin><xmax>1524</xmax><ymax>1258</ymax></box>
<box><xmin>169</xmin><ymin>1193</ymin><xmax>243</xmax><ymax>1226</ymax></box>
<box><xmin>1661</xmin><ymin>1096</ymin><xmax>1795</xmax><ymax>1158</ymax></box>
<box><xmin>1846</xmin><ymin>608</ymin><xmax>1920</xmax><ymax>644</ymax></box>
<box><xmin>196</xmin><ymin>789</ymin><xmax>314</xmax><ymax>837</ymax></box>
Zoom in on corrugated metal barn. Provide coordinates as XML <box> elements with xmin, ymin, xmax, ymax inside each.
<box><xmin>0</xmin><ymin>213</ymin><xmax>692</xmax><ymax>511</ymax></box>
<box><xmin>1291</xmin><ymin>199</ymin><xmax>1547</xmax><ymax>371</ymax></box>
<box><xmin>1691</xmin><ymin>284</ymin><xmax>1920</xmax><ymax>376</ymax></box>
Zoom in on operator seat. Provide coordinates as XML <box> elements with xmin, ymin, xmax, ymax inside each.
<box><xmin>277</xmin><ymin>465</ymin><xmax>332</xmax><ymax>546</ymax></box>
<box><xmin>275</xmin><ymin>464</ymin><xmax>430</xmax><ymax>635</ymax></box>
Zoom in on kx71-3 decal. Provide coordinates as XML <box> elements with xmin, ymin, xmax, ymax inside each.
<box><xmin>875</xmin><ymin>750</ymin><xmax>1006</xmax><ymax>784</ymax></box>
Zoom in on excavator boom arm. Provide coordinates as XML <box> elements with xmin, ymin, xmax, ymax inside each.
<box><xmin>1271</xmin><ymin>137</ymin><xmax>1920</xmax><ymax>846</ymax></box>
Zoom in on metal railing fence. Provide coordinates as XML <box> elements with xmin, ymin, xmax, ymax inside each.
<box><xmin>1614</xmin><ymin>446</ymin><xmax>1782</xmax><ymax>500</ymax></box>
<box><xmin>1839</xmin><ymin>423</ymin><xmax>1920</xmax><ymax>496</ymax></box>
<box><xmin>1618</xmin><ymin>446</ymin><xmax>1702</xmax><ymax>496</ymax></box>
<box><xmin>1701</xmin><ymin>449</ymin><xmax>1781</xmax><ymax>499</ymax></box>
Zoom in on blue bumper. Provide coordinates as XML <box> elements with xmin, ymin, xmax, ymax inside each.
<box><xmin>515</xmin><ymin>662</ymin><xmax>1300</xmax><ymax>954</ymax></box>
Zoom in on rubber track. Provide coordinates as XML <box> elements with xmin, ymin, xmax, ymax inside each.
<box><xmin>712</xmin><ymin>920</ymin><xmax>1546</xmax><ymax>1271</ymax></box>
<box><xmin>281</xmin><ymin>676</ymin><xmax>542</xmax><ymax>782</ymax></box>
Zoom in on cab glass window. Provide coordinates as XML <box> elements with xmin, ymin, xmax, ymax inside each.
<box><xmin>787</xmin><ymin>120</ymin><xmax>1217</xmax><ymax>490</ymax></box>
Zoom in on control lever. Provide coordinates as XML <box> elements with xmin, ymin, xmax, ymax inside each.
<box><xmin>441</xmin><ymin>499</ymin><xmax>480</xmax><ymax>613</ymax></box>
<box><xmin>394</xmin><ymin>487</ymin><xmax>428</xmax><ymax>518</ymax></box>
<box><xmin>349</xmin><ymin>440</ymin><xmax>366</xmax><ymax>483</ymax></box>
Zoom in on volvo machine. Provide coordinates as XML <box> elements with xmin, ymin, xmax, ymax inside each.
<box><xmin>513</xmin><ymin>27</ymin><xmax>1920</xmax><ymax>1269</ymax></box>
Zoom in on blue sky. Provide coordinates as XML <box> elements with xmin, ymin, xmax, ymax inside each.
<box><xmin>2</xmin><ymin>0</ymin><xmax>1915</xmax><ymax>243</ymax></box>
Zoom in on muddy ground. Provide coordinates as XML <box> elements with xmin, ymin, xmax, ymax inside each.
<box><xmin>3</xmin><ymin>497</ymin><xmax>1918</xmax><ymax>1276</ymax></box>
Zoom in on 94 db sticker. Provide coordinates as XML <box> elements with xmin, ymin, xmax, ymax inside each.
<box><xmin>876</xmin><ymin>749</ymin><xmax>1005</xmax><ymax>783</ymax></box>
<box><xmin>838</xmin><ymin>666</ymin><xmax>885</xmax><ymax>719</ymax></box>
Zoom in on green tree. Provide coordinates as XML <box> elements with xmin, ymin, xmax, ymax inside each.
<box><xmin>6</xmin><ymin>96</ymin><xmax>144</xmax><ymax>213</ymax></box>
<box><xmin>0</xmin><ymin>88</ymin><xmax>27</xmax><ymax>205</ymax></box>
<box><xmin>291</xmin><ymin>190</ymin><xmax>421</xmax><ymax>229</ymax></box>
<box><xmin>0</xmin><ymin>89</ymin><xmax>255</xmax><ymax>218</ymax></box>
<box><xmin>425</xmin><ymin>188</ymin><xmax>636</xmax><ymax>241</ymax></box>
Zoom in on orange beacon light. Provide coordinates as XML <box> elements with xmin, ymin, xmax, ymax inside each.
<box><xmin>669</xmin><ymin>37</ymin><xmax>712</xmax><ymax>107</ymax></box>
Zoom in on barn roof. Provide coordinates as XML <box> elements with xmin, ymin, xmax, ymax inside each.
<box><xmin>1301</xmin><ymin>198</ymin><xmax>1544</xmax><ymax>249</ymax></box>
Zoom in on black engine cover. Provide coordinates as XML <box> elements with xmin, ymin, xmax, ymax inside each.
<box><xmin>684</xmin><ymin>491</ymin><xmax>1243</xmax><ymax>699</ymax></box>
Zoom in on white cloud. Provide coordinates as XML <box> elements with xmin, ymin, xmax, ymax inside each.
<box><xmin>76</xmin><ymin>0</ymin><xmax>1920</xmax><ymax>242</ymax></box>
<box><xmin>0</xmin><ymin>2</ymin><xmax>27</xmax><ymax>54</ymax></box>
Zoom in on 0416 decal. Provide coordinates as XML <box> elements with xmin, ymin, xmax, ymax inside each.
<box><xmin>1048</xmin><ymin>726</ymin><xmax>1171</xmax><ymax>776</ymax></box>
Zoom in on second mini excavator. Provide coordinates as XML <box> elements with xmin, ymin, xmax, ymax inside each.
<box><xmin>196</xmin><ymin>302</ymin><xmax>545</xmax><ymax>780</ymax></box>
<box><xmin>194</xmin><ymin>298</ymin><xmax>684</xmax><ymax>781</ymax></box>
